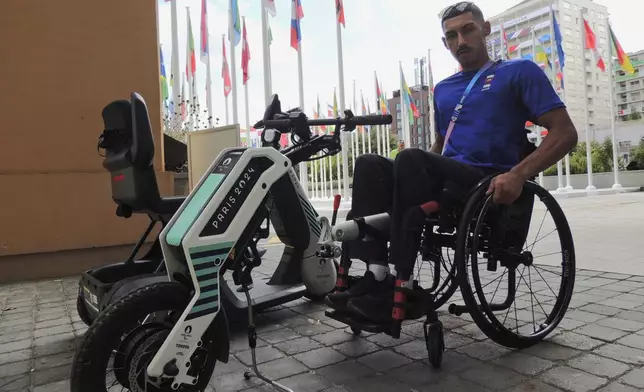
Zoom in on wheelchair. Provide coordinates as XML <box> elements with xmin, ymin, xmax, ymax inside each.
<box><xmin>326</xmin><ymin>139</ymin><xmax>576</xmax><ymax>369</ymax></box>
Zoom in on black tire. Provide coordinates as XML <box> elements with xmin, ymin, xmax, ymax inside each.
<box><xmin>70</xmin><ymin>282</ymin><xmax>210</xmax><ymax>392</ymax></box>
<box><xmin>425</xmin><ymin>322</ymin><xmax>444</xmax><ymax>369</ymax></box>
<box><xmin>455</xmin><ymin>181</ymin><xmax>576</xmax><ymax>349</ymax></box>
<box><xmin>76</xmin><ymin>287</ymin><xmax>94</xmax><ymax>327</ymax></box>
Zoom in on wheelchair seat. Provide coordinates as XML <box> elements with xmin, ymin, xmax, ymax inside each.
<box><xmin>420</xmin><ymin>129</ymin><xmax>537</xmax><ymax>216</ymax></box>
<box><xmin>99</xmin><ymin>93</ymin><xmax>185</xmax><ymax>221</ymax></box>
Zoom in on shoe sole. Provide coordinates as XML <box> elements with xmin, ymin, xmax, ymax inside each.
<box><xmin>324</xmin><ymin>296</ymin><xmax>351</xmax><ymax>313</ymax></box>
<box><xmin>346</xmin><ymin>301</ymin><xmax>391</xmax><ymax>324</ymax></box>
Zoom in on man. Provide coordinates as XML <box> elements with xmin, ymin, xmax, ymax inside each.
<box><xmin>325</xmin><ymin>1</ymin><xmax>578</xmax><ymax>323</ymax></box>
<box><xmin>389</xmin><ymin>140</ymin><xmax>405</xmax><ymax>159</ymax></box>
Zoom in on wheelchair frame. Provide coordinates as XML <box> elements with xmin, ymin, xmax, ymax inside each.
<box><xmin>326</xmin><ymin>170</ymin><xmax>576</xmax><ymax>368</ymax></box>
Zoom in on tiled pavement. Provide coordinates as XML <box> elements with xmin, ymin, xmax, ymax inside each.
<box><xmin>3</xmin><ymin>263</ymin><xmax>644</xmax><ymax>392</ymax></box>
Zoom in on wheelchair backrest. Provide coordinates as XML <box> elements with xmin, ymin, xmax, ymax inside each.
<box><xmin>99</xmin><ymin>92</ymin><xmax>161</xmax><ymax>217</ymax></box>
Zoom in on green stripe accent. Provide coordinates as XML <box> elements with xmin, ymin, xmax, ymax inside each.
<box><xmin>190</xmin><ymin>302</ymin><xmax>219</xmax><ymax>314</ymax></box>
<box><xmin>190</xmin><ymin>241</ymin><xmax>236</xmax><ymax>255</ymax></box>
<box><xmin>196</xmin><ymin>267</ymin><xmax>219</xmax><ymax>277</ymax></box>
<box><xmin>199</xmin><ymin>290</ymin><xmax>218</xmax><ymax>299</ymax></box>
<box><xmin>200</xmin><ymin>278</ymin><xmax>219</xmax><ymax>287</ymax></box>
<box><xmin>167</xmin><ymin>174</ymin><xmax>225</xmax><ymax>246</ymax></box>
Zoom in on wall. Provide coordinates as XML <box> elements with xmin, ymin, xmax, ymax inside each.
<box><xmin>0</xmin><ymin>0</ymin><xmax>173</xmax><ymax>281</ymax></box>
<box><xmin>541</xmin><ymin>170</ymin><xmax>644</xmax><ymax>190</ymax></box>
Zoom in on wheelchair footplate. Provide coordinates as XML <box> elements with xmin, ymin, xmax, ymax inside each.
<box><xmin>324</xmin><ymin>309</ymin><xmax>392</xmax><ymax>335</ymax></box>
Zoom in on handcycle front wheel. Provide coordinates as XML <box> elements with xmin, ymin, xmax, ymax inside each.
<box><xmin>455</xmin><ymin>180</ymin><xmax>576</xmax><ymax>349</ymax></box>
<box><xmin>70</xmin><ymin>282</ymin><xmax>218</xmax><ymax>392</ymax></box>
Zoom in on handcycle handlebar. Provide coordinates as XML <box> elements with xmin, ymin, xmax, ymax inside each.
<box><xmin>262</xmin><ymin>114</ymin><xmax>392</xmax><ymax>130</ymax></box>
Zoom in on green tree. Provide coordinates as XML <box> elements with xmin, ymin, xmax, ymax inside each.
<box><xmin>538</xmin><ymin>136</ymin><xmax>624</xmax><ymax>176</ymax></box>
<box><xmin>628</xmin><ymin>107</ymin><xmax>642</xmax><ymax>121</ymax></box>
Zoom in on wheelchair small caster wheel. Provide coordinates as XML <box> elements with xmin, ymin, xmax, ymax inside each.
<box><xmin>350</xmin><ymin>327</ymin><xmax>362</xmax><ymax>336</ymax></box>
<box><xmin>243</xmin><ymin>370</ymin><xmax>252</xmax><ymax>380</ymax></box>
<box><xmin>424</xmin><ymin>320</ymin><xmax>445</xmax><ymax>369</ymax></box>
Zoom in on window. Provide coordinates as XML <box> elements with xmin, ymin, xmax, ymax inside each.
<box><xmin>563</xmin><ymin>15</ymin><xmax>571</xmax><ymax>22</ymax></box>
<box><xmin>563</xmin><ymin>1</ymin><xmax>570</xmax><ymax>8</ymax></box>
<box><xmin>586</xmin><ymin>71</ymin><xmax>592</xmax><ymax>79</ymax></box>
<box><xmin>588</xmin><ymin>97</ymin><xmax>594</xmax><ymax>105</ymax></box>
<box><xmin>396</xmin><ymin>103</ymin><xmax>401</xmax><ymax>110</ymax></box>
<box><xmin>599</xmin><ymin>12</ymin><xmax>604</xmax><ymax>18</ymax></box>
<box><xmin>564</xmin><ymin>28</ymin><xmax>572</xmax><ymax>36</ymax></box>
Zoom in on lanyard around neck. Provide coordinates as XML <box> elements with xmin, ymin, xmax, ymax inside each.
<box><xmin>441</xmin><ymin>60</ymin><xmax>498</xmax><ymax>155</ymax></box>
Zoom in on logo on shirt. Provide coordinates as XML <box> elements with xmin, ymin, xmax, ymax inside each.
<box><xmin>482</xmin><ymin>74</ymin><xmax>495</xmax><ymax>92</ymax></box>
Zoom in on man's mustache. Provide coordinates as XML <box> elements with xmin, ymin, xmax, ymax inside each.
<box><xmin>456</xmin><ymin>46</ymin><xmax>472</xmax><ymax>54</ymax></box>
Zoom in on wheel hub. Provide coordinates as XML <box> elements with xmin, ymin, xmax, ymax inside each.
<box><xmin>521</xmin><ymin>251</ymin><xmax>534</xmax><ymax>267</ymax></box>
<box><xmin>128</xmin><ymin>330</ymin><xmax>175</xmax><ymax>392</ymax></box>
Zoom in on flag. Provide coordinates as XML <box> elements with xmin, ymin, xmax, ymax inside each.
<box><xmin>241</xmin><ymin>18</ymin><xmax>251</xmax><ymax>84</ymax></box>
<box><xmin>265</xmin><ymin>0</ymin><xmax>277</xmax><ymax>17</ymax></box>
<box><xmin>316</xmin><ymin>95</ymin><xmax>326</xmax><ymax>132</ymax></box>
<box><xmin>535</xmin><ymin>45</ymin><xmax>551</xmax><ymax>69</ymax></box>
<box><xmin>336</xmin><ymin>0</ymin><xmax>345</xmax><ymax>27</ymax></box>
<box><xmin>160</xmin><ymin>46</ymin><xmax>169</xmax><ymax>102</ymax></box>
<box><xmin>583</xmin><ymin>18</ymin><xmax>605</xmax><ymax>71</ymax></box>
<box><xmin>327</xmin><ymin>104</ymin><xmax>333</xmax><ymax>117</ymax></box>
<box><xmin>608</xmin><ymin>24</ymin><xmax>635</xmax><ymax>74</ymax></box>
<box><xmin>186</xmin><ymin>11</ymin><xmax>197</xmax><ymax>81</ymax></box>
<box><xmin>200</xmin><ymin>0</ymin><xmax>209</xmax><ymax>63</ymax></box>
<box><xmin>290</xmin><ymin>0</ymin><xmax>303</xmax><ymax>50</ymax></box>
<box><xmin>552</xmin><ymin>10</ymin><xmax>565</xmax><ymax>70</ymax></box>
<box><xmin>231</xmin><ymin>0</ymin><xmax>242</xmax><ymax>46</ymax></box>
<box><xmin>400</xmin><ymin>68</ymin><xmax>419</xmax><ymax>125</ymax></box>
<box><xmin>333</xmin><ymin>89</ymin><xmax>338</xmax><ymax>117</ymax></box>
<box><xmin>221</xmin><ymin>35</ymin><xmax>232</xmax><ymax>97</ymax></box>
<box><xmin>375</xmin><ymin>73</ymin><xmax>387</xmax><ymax>114</ymax></box>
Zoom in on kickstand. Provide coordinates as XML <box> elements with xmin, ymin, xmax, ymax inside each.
<box><xmin>241</xmin><ymin>286</ymin><xmax>295</xmax><ymax>392</ymax></box>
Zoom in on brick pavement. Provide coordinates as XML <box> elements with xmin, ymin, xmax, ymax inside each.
<box><xmin>2</xmin><ymin>254</ymin><xmax>644</xmax><ymax>392</ymax></box>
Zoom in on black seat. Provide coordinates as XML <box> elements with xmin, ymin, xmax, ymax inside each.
<box><xmin>99</xmin><ymin>92</ymin><xmax>185</xmax><ymax>220</ymax></box>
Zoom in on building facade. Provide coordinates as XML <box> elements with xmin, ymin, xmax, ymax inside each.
<box><xmin>387</xmin><ymin>86</ymin><xmax>432</xmax><ymax>149</ymax></box>
<box><xmin>487</xmin><ymin>0</ymin><xmax>612</xmax><ymax>135</ymax></box>
<box><xmin>615</xmin><ymin>50</ymin><xmax>644</xmax><ymax>121</ymax></box>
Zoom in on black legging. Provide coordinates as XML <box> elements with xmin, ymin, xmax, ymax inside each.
<box><xmin>349</xmin><ymin>149</ymin><xmax>489</xmax><ymax>280</ymax></box>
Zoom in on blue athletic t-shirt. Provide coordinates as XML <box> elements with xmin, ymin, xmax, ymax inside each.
<box><xmin>433</xmin><ymin>58</ymin><xmax>565</xmax><ymax>171</ymax></box>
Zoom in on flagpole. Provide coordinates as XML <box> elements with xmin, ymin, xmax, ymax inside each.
<box><xmin>261</xmin><ymin>0</ymin><xmax>272</xmax><ymax>106</ymax></box>
<box><xmin>296</xmin><ymin>42</ymin><xmax>309</xmax><ymax>195</ymax></box>
<box><xmin>352</xmin><ymin>80</ymin><xmax>358</xmax><ymax>167</ymax></box>
<box><xmin>336</xmin><ymin>14</ymin><xmax>349</xmax><ymax>200</ymax></box>
<box><xmin>170</xmin><ymin>1</ymin><xmax>181</xmax><ymax>125</ymax></box>
<box><xmin>427</xmin><ymin>49</ymin><xmax>435</xmax><ymax>148</ymax></box>
<box><xmin>531</xmin><ymin>28</ymin><xmax>544</xmax><ymax>187</ymax></box>
<box><xmin>186</xmin><ymin>7</ymin><xmax>194</xmax><ymax>131</ymax></box>
<box><xmin>549</xmin><ymin>1</ymin><xmax>568</xmax><ymax>192</ymax></box>
<box><xmin>499</xmin><ymin>19</ymin><xmax>506</xmax><ymax>60</ymax></box>
<box><xmin>580</xmin><ymin>8</ymin><xmax>596</xmax><ymax>193</ymax></box>
<box><xmin>242</xmin><ymin>17</ymin><xmax>251</xmax><ymax>147</ymax></box>
<box><xmin>606</xmin><ymin>17</ymin><xmax>622</xmax><ymax>190</ymax></box>
<box><xmin>400</xmin><ymin>62</ymin><xmax>411</xmax><ymax>148</ymax></box>
<box><xmin>367</xmin><ymin>99</ymin><xmax>372</xmax><ymax>153</ymax></box>
<box><xmin>229</xmin><ymin>0</ymin><xmax>239</xmax><ymax>125</ymax></box>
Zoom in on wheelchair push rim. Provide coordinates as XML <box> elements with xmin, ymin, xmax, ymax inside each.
<box><xmin>455</xmin><ymin>180</ymin><xmax>576</xmax><ymax>349</ymax></box>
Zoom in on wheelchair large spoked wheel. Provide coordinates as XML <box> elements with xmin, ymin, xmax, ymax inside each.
<box><xmin>455</xmin><ymin>180</ymin><xmax>575</xmax><ymax>349</ymax></box>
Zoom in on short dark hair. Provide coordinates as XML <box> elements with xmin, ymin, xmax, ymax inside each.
<box><xmin>440</xmin><ymin>2</ymin><xmax>484</xmax><ymax>23</ymax></box>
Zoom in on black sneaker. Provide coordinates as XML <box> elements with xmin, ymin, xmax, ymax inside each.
<box><xmin>347</xmin><ymin>288</ymin><xmax>395</xmax><ymax>324</ymax></box>
<box><xmin>325</xmin><ymin>271</ymin><xmax>378</xmax><ymax>311</ymax></box>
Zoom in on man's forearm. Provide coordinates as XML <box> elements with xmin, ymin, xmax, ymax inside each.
<box><xmin>511</xmin><ymin>128</ymin><xmax>577</xmax><ymax>180</ymax></box>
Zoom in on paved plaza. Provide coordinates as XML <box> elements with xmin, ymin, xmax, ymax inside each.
<box><xmin>2</xmin><ymin>192</ymin><xmax>644</xmax><ymax>391</ymax></box>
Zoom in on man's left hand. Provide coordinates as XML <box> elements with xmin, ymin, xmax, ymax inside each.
<box><xmin>486</xmin><ymin>171</ymin><xmax>526</xmax><ymax>204</ymax></box>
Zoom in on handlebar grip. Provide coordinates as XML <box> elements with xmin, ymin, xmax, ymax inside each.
<box><xmin>350</xmin><ymin>115</ymin><xmax>392</xmax><ymax>126</ymax></box>
<box><xmin>263</xmin><ymin>119</ymin><xmax>291</xmax><ymax>128</ymax></box>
